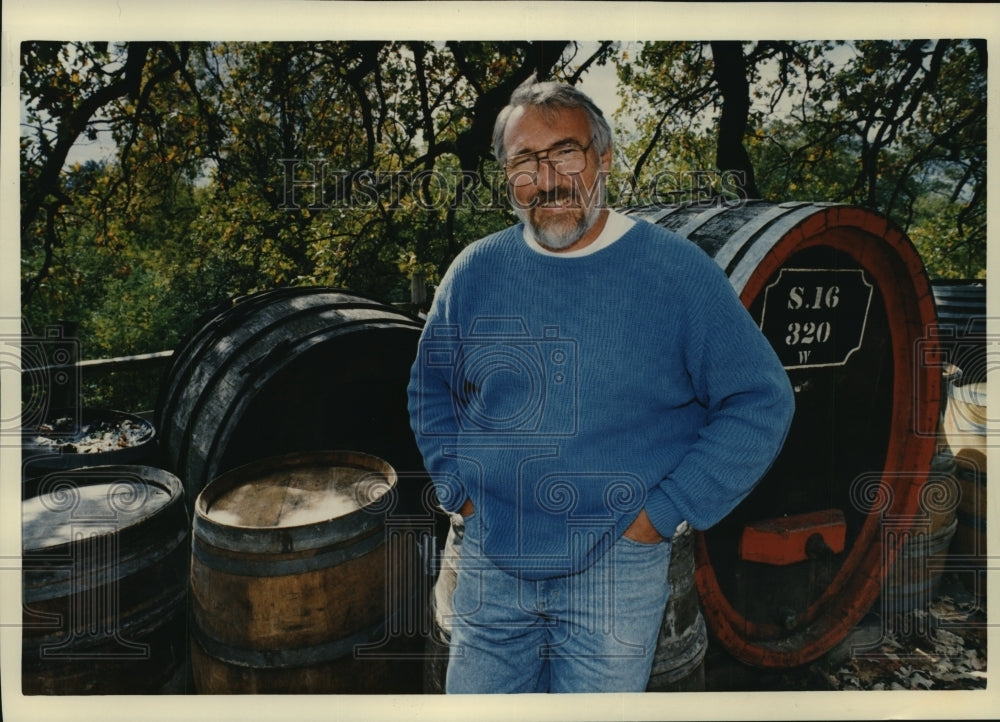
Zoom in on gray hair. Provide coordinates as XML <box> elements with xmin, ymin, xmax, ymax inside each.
<box><xmin>492</xmin><ymin>77</ymin><xmax>613</xmax><ymax>164</ymax></box>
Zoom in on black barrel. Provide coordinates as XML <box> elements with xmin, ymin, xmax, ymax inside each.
<box><xmin>155</xmin><ymin>288</ymin><xmax>426</xmax><ymax>504</ymax></box>
<box><xmin>22</xmin><ymin>408</ymin><xmax>157</xmax><ymax>484</ymax></box>
<box><xmin>22</xmin><ymin>465</ymin><xmax>189</xmax><ymax>694</ymax></box>
<box><xmin>879</xmin><ymin>451</ymin><xmax>960</xmax><ymax>618</ymax></box>
<box><xmin>623</xmin><ymin>201</ymin><xmax>941</xmax><ymax>668</ymax></box>
<box><xmin>646</xmin><ymin>523</ymin><xmax>708</xmax><ymax>692</ymax></box>
<box><xmin>931</xmin><ymin>280</ymin><xmax>987</xmax><ymax>384</ymax></box>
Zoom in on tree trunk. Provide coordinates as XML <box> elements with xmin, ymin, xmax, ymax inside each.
<box><xmin>710</xmin><ymin>41</ymin><xmax>761</xmax><ymax>199</ymax></box>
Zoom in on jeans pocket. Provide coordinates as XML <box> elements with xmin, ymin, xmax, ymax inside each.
<box><xmin>618</xmin><ymin>534</ymin><xmax>667</xmax><ymax>549</ymax></box>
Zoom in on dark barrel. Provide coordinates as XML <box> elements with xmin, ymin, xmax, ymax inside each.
<box><xmin>646</xmin><ymin>523</ymin><xmax>708</xmax><ymax>692</ymax></box>
<box><xmin>155</xmin><ymin>288</ymin><xmax>426</xmax><ymax>505</ymax></box>
<box><xmin>21</xmin><ymin>465</ymin><xmax>189</xmax><ymax>694</ymax></box>
<box><xmin>21</xmin><ymin>408</ymin><xmax>157</xmax><ymax>483</ymax></box>
<box><xmin>189</xmin><ymin>450</ymin><xmax>422</xmax><ymax>694</ymax></box>
<box><xmin>878</xmin><ymin>450</ymin><xmax>960</xmax><ymax>618</ymax></box>
<box><xmin>930</xmin><ymin>279</ymin><xmax>987</xmax><ymax>384</ymax></box>
<box><xmin>623</xmin><ymin>201</ymin><xmax>941</xmax><ymax>668</ymax></box>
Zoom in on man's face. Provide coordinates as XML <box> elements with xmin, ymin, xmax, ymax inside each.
<box><xmin>503</xmin><ymin>105</ymin><xmax>612</xmax><ymax>251</ymax></box>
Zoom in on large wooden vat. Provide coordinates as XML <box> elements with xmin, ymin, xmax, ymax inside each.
<box><xmin>623</xmin><ymin>201</ymin><xmax>941</xmax><ymax>668</ymax></box>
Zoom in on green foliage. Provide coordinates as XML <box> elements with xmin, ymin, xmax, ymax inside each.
<box><xmin>20</xmin><ymin>40</ymin><xmax>987</xmax><ymax>413</ymax></box>
<box><xmin>908</xmin><ymin>195</ymin><xmax>986</xmax><ymax>280</ymax></box>
<box><xmin>614</xmin><ymin>40</ymin><xmax>986</xmax><ymax>280</ymax></box>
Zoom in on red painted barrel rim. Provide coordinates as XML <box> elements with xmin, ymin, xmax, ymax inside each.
<box><xmin>693</xmin><ymin>203</ymin><xmax>941</xmax><ymax>668</ymax></box>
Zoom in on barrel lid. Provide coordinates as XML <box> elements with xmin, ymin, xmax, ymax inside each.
<box><xmin>202</xmin><ymin>461</ymin><xmax>386</xmax><ymax>529</ymax></box>
<box><xmin>22</xmin><ymin>466</ymin><xmax>182</xmax><ymax>553</ymax></box>
<box><xmin>194</xmin><ymin>451</ymin><xmax>396</xmax><ymax>554</ymax></box>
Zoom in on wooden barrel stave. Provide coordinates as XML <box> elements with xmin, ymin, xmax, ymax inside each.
<box><xmin>156</xmin><ymin>289</ymin><xmax>425</xmax><ymax>503</ymax></box>
<box><xmin>189</xmin><ymin>635</ymin><xmax>406</xmax><ymax>694</ymax></box>
<box><xmin>951</xmin><ymin>453</ymin><xmax>987</xmax><ymax>597</ymax></box>
<box><xmin>646</xmin><ymin>523</ymin><xmax>708</xmax><ymax>692</ymax></box>
<box><xmin>191</xmin><ymin>532</ymin><xmax>389</xmax><ymax>650</ymax></box>
<box><xmin>21</xmin><ymin>465</ymin><xmax>189</xmax><ymax>695</ymax></box>
<box><xmin>189</xmin><ymin>450</ymin><xmax>423</xmax><ymax>694</ymax></box>
<box><xmin>155</xmin><ymin>287</ymin><xmax>359</xmax><ymax>457</ymax></box>
<box><xmin>881</xmin><ymin>519</ymin><xmax>958</xmax><ymax>615</ymax></box>
<box><xmin>940</xmin><ymin>374</ymin><xmax>987</xmax><ymax>596</ymax></box>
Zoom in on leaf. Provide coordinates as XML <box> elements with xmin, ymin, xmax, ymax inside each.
<box><xmin>909</xmin><ymin>673</ymin><xmax>934</xmax><ymax>690</ymax></box>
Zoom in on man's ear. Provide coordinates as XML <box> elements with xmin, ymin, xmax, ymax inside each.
<box><xmin>599</xmin><ymin>147</ymin><xmax>613</xmax><ymax>174</ymax></box>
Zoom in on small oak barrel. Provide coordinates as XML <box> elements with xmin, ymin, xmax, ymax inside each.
<box><xmin>21</xmin><ymin>465</ymin><xmax>189</xmax><ymax>694</ymax></box>
<box><xmin>623</xmin><ymin>201</ymin><xmax>941</xmax><ymax>668</ymax></box>
<box><xmin>189</xmin><ymin>450</ymin><xmax>421</xmax><ymax>694</ymax></box>
<box><xmin>155</xmin><ymin>288</ymin><xmax>425</xmax><ymax>506</ymax></box>
<box><xmin>879</xmin><ymin>451</ymin><xmax>960</xmax><ymax>616</ymax></box>
<box><xmin>941</xmin><ymin>378</ymin><xmax>988</xmax><ymax>595</ymax></box>
<box><xmin>951</xmin><ymin>458</ymin><xmax>987</xmax><ymax>597</ymax></box>
<box><xmin>941</xmin><ymin>371</ymin><xmax>988</xmax><ymax>596</ymax></box>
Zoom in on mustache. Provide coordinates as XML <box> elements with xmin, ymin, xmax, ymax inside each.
<box><xmin>528</xmin><ymin>189</ymin><xmax>580</xmax><ymax>207</ymax></box>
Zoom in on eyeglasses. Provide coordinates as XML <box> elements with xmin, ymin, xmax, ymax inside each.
<box><xmin>503</xmin><ymin>140</ymin><xmax>594</xmax><ymax>186</ymax></box>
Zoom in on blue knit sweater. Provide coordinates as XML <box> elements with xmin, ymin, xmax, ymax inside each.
<box><xmin>408</xmin><ymin>218</ymin><xmax>795</xmax><ymax>579</ymax></box>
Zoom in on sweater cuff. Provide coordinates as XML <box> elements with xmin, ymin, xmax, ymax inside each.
<box><xmin>644</xmin><ymin>485</ymin><xmax>685</xmax><ymax>539</ymax></box>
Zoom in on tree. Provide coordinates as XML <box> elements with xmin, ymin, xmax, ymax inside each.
<box><xmin>614</xmin><ymin>39</ymin><xmax>986</xmax><ymax>278</ymax></box>
<box><xmin>21</xmin><ymin>40</ymin><xmax>620</xmax><ymax>370</ymax></box>
<box><xmin>21</xmin><ymin>38</ymin><xmax>987</xmax><ymax>383</ymax></box>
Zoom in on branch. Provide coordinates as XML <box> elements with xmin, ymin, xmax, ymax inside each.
<box><xmin>21</xmin><ymin>42</ymin><xmax>152</xmax><ymax>235</ymax></box>
<box><xmin>453</xmin><ymin>41</ymin><xmax>571</xmax><ymax>171</ymax></box>
<box><xmin>709</xmin><ymin>41</ymin><xmax>761</xmax><ymax>198</ymax></box>
<box><xmin>567</xmin><ymin>41</ymin><xmax>616</xmax><ymax>85</ymax></box>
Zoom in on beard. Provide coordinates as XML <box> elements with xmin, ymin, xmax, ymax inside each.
<box><xmin>513</xmin><ymin>180</ymin><xmax>605</xmax><ymax>251</ymax></box>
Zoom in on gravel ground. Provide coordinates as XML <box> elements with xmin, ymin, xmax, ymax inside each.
<box><xmin>703</xmin><ymin>573</ymin><xmax>987</xmax><ymax>692</ymax></box>
<box><xmin>816</xmin><ymin>575</ymin><xmax>987</xmax><ymax>691</ymax></box>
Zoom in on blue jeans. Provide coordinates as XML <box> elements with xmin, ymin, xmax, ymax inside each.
<box><xmin>444</xmin><ymin>517</ymin><xmax>672</xmax><ymax>693</ymax></box>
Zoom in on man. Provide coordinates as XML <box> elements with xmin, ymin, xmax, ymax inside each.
<box><xmin>407</xmin><ymin>77</ymin><xmax>794</xmax><ymax>693</ymax></box>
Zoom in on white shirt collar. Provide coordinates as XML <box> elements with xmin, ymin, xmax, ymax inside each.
<box><xmin>523</xmin><ymin>210</ymin><xmax>636</xmax><ymax>257</ymax></box>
